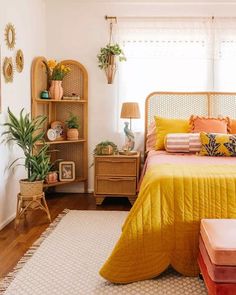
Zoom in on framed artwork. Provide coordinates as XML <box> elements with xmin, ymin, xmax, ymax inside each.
<box><xmin>59</xmin><ymin>161</ymin><xmax>75</xmax><ymax>182</ymax></box>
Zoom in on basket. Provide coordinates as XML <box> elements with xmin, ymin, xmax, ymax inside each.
<box><xmin>19</xmin><ymin>179</ymin><xmax>43</xmax><ymax>196</ymax></box>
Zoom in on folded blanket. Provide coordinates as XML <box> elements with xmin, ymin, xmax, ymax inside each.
<box><xmin>100</xmin><ymin>164</ymin><xmax>236</xmax><ymax>283</ymax></box>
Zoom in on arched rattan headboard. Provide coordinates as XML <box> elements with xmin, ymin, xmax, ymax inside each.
<box><xmin>145</xmin><ymin>91</ymin><xmax>236</xmax><ymax>151</ymax></box>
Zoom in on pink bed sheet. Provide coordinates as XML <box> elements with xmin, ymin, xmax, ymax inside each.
<box><xmin>139</xmin><ymin>150</ymin><xmax>236</xmax><ymax>190</ymax></box>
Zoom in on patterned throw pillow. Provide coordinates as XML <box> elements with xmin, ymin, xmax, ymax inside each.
<box><xmin>165</xmin><ymin>133</ymin><xmax>201</xmax><ymax>153</ymax></box>
<box><xmin>199</xmin><ymin>132</ymin><xmax>236</xmax><ymax>157</ymax></box>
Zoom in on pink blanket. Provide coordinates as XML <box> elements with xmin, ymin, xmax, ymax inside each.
<box><xmin>139</xmin><ymin>150</ymin><xmax>236</xmax><ymax>189</ymax></box>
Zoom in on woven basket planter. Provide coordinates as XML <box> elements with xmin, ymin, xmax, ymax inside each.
<box><xmin>19</xmin><ymin>180</ymin><xmax>44</xmax><ymax>209</ymax></box>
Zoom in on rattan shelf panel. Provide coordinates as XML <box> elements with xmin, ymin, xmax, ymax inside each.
<box><xmin>35</xmin><ymin>98</ymin><xmax>87</xmax><ymax>104</ymax></box>
<box><xmin>43</xmin><ymin>177</ymin><xmax>87</xmax><ymax>188</ymax></box>
<box><xmin>36</xmin><ymin>139</ymin><xmax>86</xmax><ymax>146</ymax></box>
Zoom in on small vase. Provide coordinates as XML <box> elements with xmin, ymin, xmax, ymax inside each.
<box><xmin>49</xmin><ymin>80</ymin><xmax>63</xmax><ymax>100</ymax></box>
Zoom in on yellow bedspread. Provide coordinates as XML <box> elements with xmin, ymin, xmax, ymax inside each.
<box><xmin>100</xmin><ymin>164</ymin><xmax>236</xmax><ymax>283</ymax></box>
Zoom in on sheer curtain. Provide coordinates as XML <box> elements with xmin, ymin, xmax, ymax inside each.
<box><xmin>117</xmin><ymin>17</ymin><xmax>236</xmax><ymax>134</ymax></box>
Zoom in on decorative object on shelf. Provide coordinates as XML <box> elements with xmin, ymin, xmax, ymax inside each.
<box><xmin>51</xmin><ymin>121</ymin><xmax>65</xmax><ymax>141</ymax></box>
<box><xmin>46</xmin><ymin>171</ymin><xmax>58</xmax><ymax>184</ymax></box>
<box><xmin>120</xmin><ymin>102</ymin><xmax>141</xmax><ymax>151</ymax></box>
<box><xmin>40</xmin><ymin>90</ymin><xmax>50</xmax><ymax>99</ymax></box>
<box><xmin>47</xmin><ymin>128</ymin><xmax>57</xmax><ymax>141</ymax></box>
<box><xmin>97</xmin><ymin>16</ymin><xmax>126</xmax><ymax>84</ymax></box>
<box><xmin>3</xmin><ymin>57</ymin><xmax>13</xmax><ymax>83</ymax></box>
<box><xmin>93</xmin><ymin>141</ymin><xmax>118</xmax><ymax>155</ymax></box>
<box><xmin>46</xmin><ymin>59</ymin><xmax>71</xmax><ymax>100</ymax></box>
<box><xmin>15</xmin><ymin>49</ymin><xmax>24</xmax><ymax>72</ymax></box>
<box><xmin>119</xmin><ymin>150</ymin><xmax>138</xmax><ymax>156</ymax></box>
<box><xmin>4</xmin><ymin>23</ymin><xmax>16</xmax><ymax>50</ymax></box>
<box><xmin>65</xmin><ymin>112</ymin><xmax>80</xmax><ymax>140</ymax></box>
<box><xmin>59</xmin><ymin>161</ymin><xmax>75</xmax><ymax>182</ymax></box>
<box><xmin>2</xmin><ymin>108</ymin><xmax>53</xmax><ymax>201</ymax></box>
<box><xmin>63</xmin><ymin>93</ymin><xmax>80</xmax><ymax>100</ymax></box>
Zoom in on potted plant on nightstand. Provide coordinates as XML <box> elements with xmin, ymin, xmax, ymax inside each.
<box><xmin>65</xmin><ymin>112</ymin><xmax>80</xmax><ymax>141</ymax></box>
<box><xmin>97</xmin><ymin>43</ymin><xmax>126</xmax><ymax>84</ymax></box>
<box><xmin>2</xmin><ymin>108</ymin><xmax>52</xmax><ymax>197</ymax></box>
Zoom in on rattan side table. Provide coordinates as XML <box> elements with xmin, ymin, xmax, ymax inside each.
<box><xmin>15</xmin><ymin>192</ymin><xmax>51</xmax><ymax>229</ymax></box>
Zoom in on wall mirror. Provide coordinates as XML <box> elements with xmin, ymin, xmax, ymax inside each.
<box><xmin>5</xmin><ymin>23</ymin><xmax>16</xmax><ymax>50</ymax></box>
<box><xmin>3</xmin><ymin>57</ymin><xmax>13</xmax><ymax>83</ymax></box>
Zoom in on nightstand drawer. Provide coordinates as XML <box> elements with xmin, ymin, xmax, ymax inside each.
<box><xmin>95</xmin><ymin>176</ymin><xmax>136</xmax><ymax>195</ymax></box>
<box><xmin>96</xmin><ymin>158</ymin><xmax>137</xmax><ymax>176</ymax></box>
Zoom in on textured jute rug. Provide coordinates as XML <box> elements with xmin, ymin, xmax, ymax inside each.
<box><xmin>0</xmin><ymin>210</ymin><xmax>207</xmax><ymax>295</ymax></box>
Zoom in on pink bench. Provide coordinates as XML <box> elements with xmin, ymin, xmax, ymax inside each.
<box><xmin>198</xmin><ymin>219</ymin><xmax>236</xmax><ymax>295</ymax></box>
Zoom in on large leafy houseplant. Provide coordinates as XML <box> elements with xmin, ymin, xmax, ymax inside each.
<box><xmin>2</xmin><ymin>108</ymin><xmax>52</xmax><ymax>194</ymax></box>
<box><xmin>97</xmin><ymin>43</ymin><xmax>126</xmax><ymax>84</ymax></box>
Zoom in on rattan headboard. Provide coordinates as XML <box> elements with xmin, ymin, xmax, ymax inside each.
<box><xmin>145</xmin><ymin>91</ymin><xmax>236</xmax><ymax>151</ymax></box>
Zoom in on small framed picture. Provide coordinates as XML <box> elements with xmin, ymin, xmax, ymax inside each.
<box><xmin>59</xmin><ymin>161</ymin><xmax>75</xmax><ymax>182</ymax></box>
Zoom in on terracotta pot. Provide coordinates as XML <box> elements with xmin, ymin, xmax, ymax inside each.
<box><xmin>46</xmin><ymin>171</ymin><xmax>58</xmax><ymax>184</ymax></box>
<box><xmin>67</xmin><ymin>128</ymin><xmax>79</xmax><ymax>141</ymax></box>
<box><xmin>49</xmin><ymin>80</ymin><xmax>63</xmax><ymax>100</ymax></box>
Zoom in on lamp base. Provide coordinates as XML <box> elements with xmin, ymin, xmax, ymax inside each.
<box><xmin>119</xmin><ymin>150</ymin><xmax>138</xmax><ymax>156</ymax></box>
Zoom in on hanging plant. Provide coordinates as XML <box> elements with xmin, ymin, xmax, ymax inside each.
<box><xmin>97</xmin><ymin>43</ymin><xmax>126</xmax><ymax>70</ymax></box>
<box><xmin>97</xmin><ymin>17</ymin><xmax>126</xmax><ymax>84</ymax></box>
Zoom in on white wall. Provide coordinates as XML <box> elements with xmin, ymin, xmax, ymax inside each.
<box><xmin>0</xmin><ymin>0</ymin><xmax>46</xmax><ymax>229</ymax></box>
<box><xmin>45</xmin><ymin>0</ymin><xmax>236</xmax><ymax>192</ymax></box>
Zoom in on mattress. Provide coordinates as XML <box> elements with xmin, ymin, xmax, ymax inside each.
<box><xmin>198</xmin><ymin>253</ymin><xmax>236</xmax><ymax>295</ymax></box>
<box><xmin>199</xmin><ymin>235</ymin><xmax>236</xmax><ymax>283</ymax></box>
<box><xmin>139</xmin><ymin>150</ymin><xmax>236</xmax><ymax>189</ymax></box>
<box><xmin>200</xmin><ymin>219</ymin><xmax>236</xmax><ymax>266</ymax></box>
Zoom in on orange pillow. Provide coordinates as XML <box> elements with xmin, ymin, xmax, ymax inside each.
<box><xmin>190</xmin><ymin>115</ymin><xmax>229</xmax><ymax>133</ymax></box>
<box><xmin>229</xmin><ymin>119</ymin><xmax>236</xmax><ymax>134</ymax></box>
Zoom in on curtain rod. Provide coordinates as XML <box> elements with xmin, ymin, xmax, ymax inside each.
<box><xmin>105</xmin><ymin>15</ymin><xmax>236</xmax><ymax>21</ymax></box>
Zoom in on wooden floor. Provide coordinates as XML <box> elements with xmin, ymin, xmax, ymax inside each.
<box><xmin>0</xmin><ymin>193</ymin><xmax>131</xmax><ymax>278</ymax></box>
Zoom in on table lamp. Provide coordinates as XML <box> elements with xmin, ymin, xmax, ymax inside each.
<box><xmin>120</xmin><ymin>102</ymin><xmax>140</xmax><ymax>151</ymax></box>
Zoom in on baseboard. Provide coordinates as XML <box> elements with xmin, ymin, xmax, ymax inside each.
<box><xmin>0</xmin><ymin>213</ymin><xmax>15</xmax><ymax>231</ymax></box>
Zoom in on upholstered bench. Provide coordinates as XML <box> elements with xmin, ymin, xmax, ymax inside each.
<box><xmin>198</xmin><ymin>219</ymin><xmax>236</xmax><ymax>295</ymax></box>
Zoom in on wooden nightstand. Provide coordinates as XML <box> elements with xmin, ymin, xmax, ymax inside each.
<box><xmin>94</xmin><ymin>152</ymin><xmax>141</xmax><ymax>205</ymax></box>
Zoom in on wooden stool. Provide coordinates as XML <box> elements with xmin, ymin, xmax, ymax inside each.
<box><xmin>15</xmin><ymin>192</ymin><xmax>51</xmax><ymax>229</ymax></box>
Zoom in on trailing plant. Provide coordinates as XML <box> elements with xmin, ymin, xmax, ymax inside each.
<box><xmin>97</xmin><ymin>43</ymin><xmax>126</xmax><ymax>69</ymax></box>
<box><xmin>93</xmin><ymin>141</ymin><xmax>118</xmax><ymax>155</ymax></box>
<box><xmin>65</xmin><ymin>112</ymin><xmax>80</xmax><ymax>129</ymax></box>
<box><xmin>2</xmin><ymin>108</ymin><xmax>52</xmax><ymax>182</ymax></box>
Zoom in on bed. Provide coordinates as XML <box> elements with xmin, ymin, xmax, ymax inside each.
<box><xmin>99</xmin><ymin>92</ymin><xmax>236</xmax><ymax>284</ymax></box>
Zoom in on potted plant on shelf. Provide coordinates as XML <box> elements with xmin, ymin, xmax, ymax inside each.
<box><xmin>97</xmin><ymin>43</ymin><xmax>126</xmax><ymax>84</ymax></box>
<box><xmin>93</xmin><ymin>141</ymin><xmax>118</xmax><ymax>155</ymax></box>
<box><xmin>2</xmin><ymin>108</ymin><xmax>52</xmax><ymax>197</ymax></box>
<box><xmin>46</xmin><ymin>59</ymin><xmax>71</xmax><ymax>100</ymax></box>
<box><xmin>65</xmin><ymin>112</ymin><xmax>80</xmax><ymax>141</ymax></box>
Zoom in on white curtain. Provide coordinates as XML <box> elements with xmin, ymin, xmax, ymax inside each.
<box><xmin>117</xmin><ymin>17</ymin><xmax>236</xmax><ymax>134</ymax></box>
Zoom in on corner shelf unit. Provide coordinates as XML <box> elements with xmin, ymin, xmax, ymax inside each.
<box><xmin>31</xmin><ymin>56</ymin><xmax>88</xmax><ymax>191</ymax></box>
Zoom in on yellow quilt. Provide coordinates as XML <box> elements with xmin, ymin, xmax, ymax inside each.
<box><xmin>100</xmin><ymin>163</ymin><xmax>236</xmax><ymax>283</ymax></box>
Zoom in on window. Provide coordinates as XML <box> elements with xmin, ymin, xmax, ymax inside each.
<box><xmin>117</xmin><ymin>18</ymin><xmax>236</xmax><ymax>132</ymax></box>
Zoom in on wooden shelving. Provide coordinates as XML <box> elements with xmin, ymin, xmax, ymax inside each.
<box><xmin>35</xmin><ymin>98</ymin><xmax>87</xmax><ymax>104</ymax></box>
<box><xmin>31</xmin><ymin>57</ymin><xmax>88</xmax><ymax>192</ymax></box>
<box><xmin>36</xmin><ymin>139</ymin><xmax>86</xmax><ymax>146</ymax></box>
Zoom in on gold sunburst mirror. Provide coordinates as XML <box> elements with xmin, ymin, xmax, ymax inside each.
<box><xmin>5</xmin><ymin>23</ymin><xmax>16</xmax><ymax>50</ymax></box>
<box><xmin>3</xmin><ymin>57</ymin><xmax>14</xmax><ymax>83</ymax></box>
<box><xmin>16</xmin><ymin>49</ymin><xmax>24</xmax><ymax>73</ymax></box>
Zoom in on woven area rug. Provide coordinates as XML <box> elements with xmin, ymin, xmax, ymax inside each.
<box><xmin>0</xmin><ymin>210</ymin><xmax>207</xmax><ymax>295</ymax></box>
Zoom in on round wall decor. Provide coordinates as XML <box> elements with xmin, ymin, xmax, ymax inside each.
<box><xmin>5</xmin><ymin>23</ymin><xmax>16</xmax><ymax>50</ymax></box>
<box><xmin>16</xmin><ymin>49</ymin><xmax>24</xmax><ymax>72</ymax></box>
<box><xmin>3</xmin><ymin>57</ymin><xmax>14</xmax><ymax>83</ymax></box>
